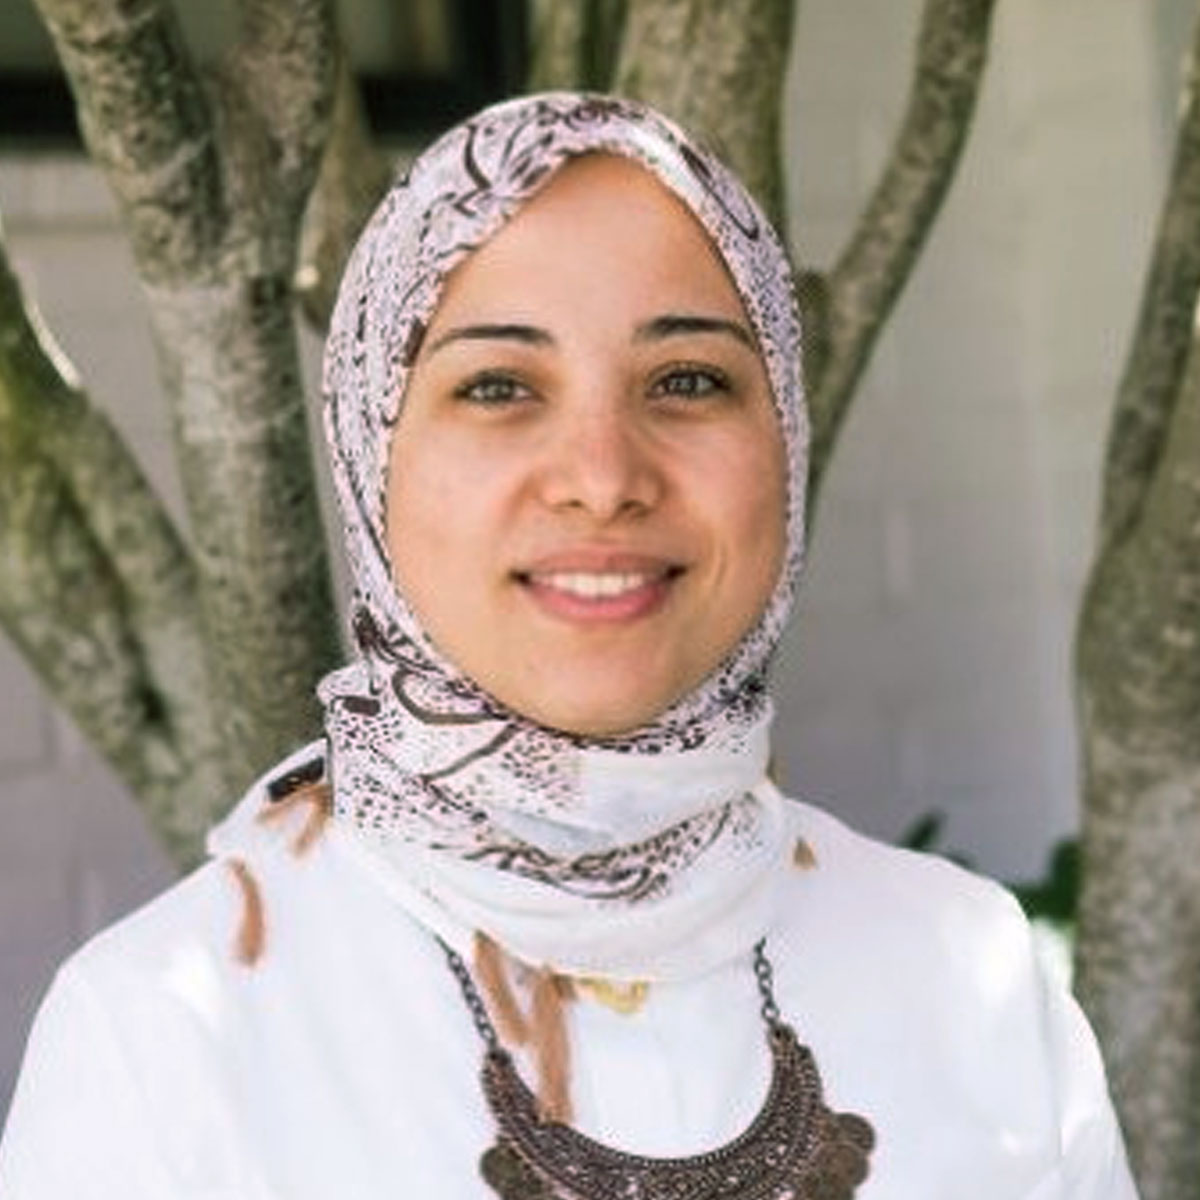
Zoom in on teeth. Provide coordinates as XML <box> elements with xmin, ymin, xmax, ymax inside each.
<box><xmin>538</xmin><ymin>572</ymin><xmax>652</xmax><ymax>598</ymax></box>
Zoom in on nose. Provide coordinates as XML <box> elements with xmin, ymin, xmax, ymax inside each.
<box><xmin>538</xmin><ymin>397</ymin><xmax>664</xmax><ymax>522</ymax></box>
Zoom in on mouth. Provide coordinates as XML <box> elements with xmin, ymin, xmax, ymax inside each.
<box><xmin>513</xmin><ymin>558</ymin><xmax>685</xmax><ymax>623</ymax></box>
<box><xmin>526</xmin><ymin>569</ymin><xmax>670</xmax><ymax>598</ymax></box>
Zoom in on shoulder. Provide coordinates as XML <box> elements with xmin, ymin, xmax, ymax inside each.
<box><xmin>772</xmin><ymin>800</ymin><xmax>1065</xmax><ymax>1156</ymax></box>
<box><xmin>768</xmin><ymin>798</ymin><xmax>1138</xmax><ymax>1197</ymax></box>
<box><xmin>58</xmin><ymin>741</ymin><xmax>329</xmax><ymax>1006</ymax></box>
<box><xmin>779</xmin><ymin>794</ymin><xmax>1028</xmax><ymax>942</ymax></box>
<box><xmin>769</xmin><ymin>793</ymin><xmax>1048</xmax><ymax>1051</ymax></box>
<box><xmin>742</xmin><ymin>794</ymin><xmax>1137</xmax><ymax>1198</ymax></box>
<box><xmin>0</xmin><ymin>745</ymin><xmax>334</xmax><ymax>1197</ymax></box>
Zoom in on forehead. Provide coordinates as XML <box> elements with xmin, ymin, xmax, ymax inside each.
<box><xmin>506</xmin><ymin>152</ymin><xmax>716</xmax><ymax>235</ymax></box>
<box><xmin>425</xmin><ymin>153</ymin><xmax>751</xmax><ymax>331</ymax></box>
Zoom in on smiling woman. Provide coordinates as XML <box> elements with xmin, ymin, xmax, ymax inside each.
<box><xmin>388</xmin><ymin>154</ymin><xmax>786</xmax><ymax>736</ymax></box>
<box><xmin>0</xmin><ymin>93</ymin><xmax>1137</xmax><ymax>1200</ymax></box>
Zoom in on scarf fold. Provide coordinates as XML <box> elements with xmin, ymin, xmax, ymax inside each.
<box><xmin>318</xmin><ymin>92</ymin><xmax>806</xmax><ymax>977</ymax></box>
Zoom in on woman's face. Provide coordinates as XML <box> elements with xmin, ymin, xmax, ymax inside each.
<box><xmin>386</xmin><ymin>154</ymin><xmax>786</xmax><ymax>737</ymax></box>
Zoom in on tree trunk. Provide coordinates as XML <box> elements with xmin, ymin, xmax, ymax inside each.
<box><xmin>1075</xmin><ymin>12</ymin><xmax>1200</xmax><ymax>1193</ymax></box>
<box><xmin>0</xmin><ymin>225</ymin><xmax>228</xmax><ymax>861</ymax></box>
<box><xmin>528</xmin><ymin>0</ymin><xmax>628</xmax><ymax>93</ymax></box>
<box><xmin>611</xmin><ymin>0</ymin><xmax>794</xmax><ymax>230</ymax></box>
<box><xmin>22</xmin><ymin>0</ymin><xmax>344</xmax><ymax>841</ymax></box>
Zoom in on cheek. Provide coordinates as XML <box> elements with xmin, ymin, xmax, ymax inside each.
<box><xmin>385</xmin><ymin>425</ymin><xmax>523</xmax><ymax>600</ymax></box>
<box><xmin>385</xmin><ymin>441</ymin><xmax>429</xmax><ymax>576</ymax></box>
<box><xmin>384</xmin><ymin>429</ymin><xmax>471</xmax><ymax>598</ymax></box>
<box><xmin>761</xmin><ymin>440</ymin><xmax>790</xmax><ymax>571</ymax></box>
<box><xmin>714</xmin><ymin>426</ymin><xmax>788</xmax><ymax>580</ymax></box>
<box><xmin>741</xmin><ymin>479</ymin><xmax>788</xmax><ymax>625</ymax></box>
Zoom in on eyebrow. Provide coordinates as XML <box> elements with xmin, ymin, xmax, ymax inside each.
<box><xmin>425</xmin><ymin>323</ymin><xmax>554</xmax><ymax>357</ymax></box>
<box><xmin>423</xmin><ymin>312</ymin><xmax>756</xmax><ymax>359</ymax></box>
<box><xmin>634</xmin><ymin>314</ymin><xmax>756</xmax><ymax>349</ymax></box>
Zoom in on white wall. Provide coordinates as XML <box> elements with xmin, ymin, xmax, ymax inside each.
<box><xmin>775</xmin><ymin>0</ymin><xmax>1165</xmax><ymax>878</ymax></box>
<box><xmin>0</xmin><ymin>0</ymin><xmax>1176</xmax><ymax>1122</ymax></box>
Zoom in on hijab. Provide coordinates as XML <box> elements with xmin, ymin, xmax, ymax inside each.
<box><xmin>318</xmin><ymin>92</ymin><xmax>807</xmax><ymax>979</ymax></box>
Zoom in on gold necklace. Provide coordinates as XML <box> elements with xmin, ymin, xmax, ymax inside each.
<box><xmin>574</xmin><ymin>976</ymin><xmax>649</xmax><ymax>1015</ymax></box>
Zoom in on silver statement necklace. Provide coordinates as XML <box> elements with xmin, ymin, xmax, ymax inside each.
<box><xmin>442</xmin><ymin>939</ymin><xmax>876</xmax><ymax>1200</ymax></box>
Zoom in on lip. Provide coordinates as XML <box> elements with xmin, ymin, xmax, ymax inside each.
<box><xmin>513</xmin><ymin>549</ymin><xmax>685</xmax><ymax>624</ymax></box>
<box><xmin>518</xmin><ymin>548</ymin><xmax>684</xmax><ymax>574</ymax></box>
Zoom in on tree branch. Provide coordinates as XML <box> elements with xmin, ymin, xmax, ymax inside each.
<box><xmin>1093</xmin><ymin>9</ymin><xmax>1200</xmax><ymax>554</ymax></box>
<box><xmin>612</xmin><ymin>0</ymin><xmax>795</xmax><ymax>231</ymax></box>
<box><xmin>806</xmin><ymin>0</ymin><xmax>997</xmax><ymax>502</ymax></box>
<box><xmin>230</xmin><ymin>0</ymin><xmax>338</xmax><ymax>222</ymax></box>
<box><xmin>0</xmin><ymin>223</ymin><xmax>228</xmax><ymax>864</ymax></box>
<box><xmin>527</xmin><ymin>0</ymin><xmax>628</xmax><ymax>92</ymax></box>
<box><xmin>295</xmin><ymin>46</ymin><xmax>391</xmax><ymax>332</ymax></box>
<box><xmin>1079</xmin><ymin>362</ymin><xmax>1200</xmax><ymax>750</ymax></box>
<box><xmin>141</xmin><ymin>273</ymin><xmax>342</xmax><ymax>792</ymax></box>
<box><xmin>32</xmin><ymin>0</ymin><xmax>226</xmax><ymax>282</ymax></box>
<box><xmin>34</xmin><ymin>0</ymin><xmax>344</xmax><ymax>798</ymax></box>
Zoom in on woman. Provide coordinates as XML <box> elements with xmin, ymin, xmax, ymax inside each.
<box><xmin>0</xmin><ymin>92</ymin><xmax>1136</xmax><ymax>1199</ymax></box>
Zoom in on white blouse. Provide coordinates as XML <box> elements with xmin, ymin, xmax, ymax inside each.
<box><xmin>0</xmin><ymin>759</ymin><xmax>1137</xmax><ymax>1199</ymax></box>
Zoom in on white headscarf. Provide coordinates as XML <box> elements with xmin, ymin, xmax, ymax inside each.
<box><xmin>318</xmin><ymin>92</ymin><xmax>806</xmax><ymax>978</ymax></box>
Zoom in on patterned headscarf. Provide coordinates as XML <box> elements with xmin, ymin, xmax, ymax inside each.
<box><xmin>318</xmin><ymin>93</ymin><xmax>806</xmax><ymax>948</ymax></box>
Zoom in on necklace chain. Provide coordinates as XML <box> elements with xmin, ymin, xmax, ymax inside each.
<box><xmin>441</xmin><ymin>938</ymin><xmax>501</xmax><ymax>1051</ymax></box>
<box><xmin>752</xmin><ymin>937</ymin><xmax>782</xmax><ymax>1027</ymax></box>
<box><xmin>440</xmin><ymin>936</ymin><xmax>782</xmax><ymax>1046</ymax></box>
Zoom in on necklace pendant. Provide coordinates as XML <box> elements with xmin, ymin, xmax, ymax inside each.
<box><xmin>474</xmin><ymin>1025</ymin><xmax>874</xmax><ymax>1200</ymax></box>
<box><xmin>448</xmin><ymin>940</ymin><xmax>875</xmax><ymax>1200</ymax></box>
<box><xmin>480</xmin><ymin>1140</ymin><xmax>556</xmax><ymax>1199</ymax></box>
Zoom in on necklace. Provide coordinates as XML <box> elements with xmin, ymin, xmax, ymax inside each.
<box><xmin>442</xmin><ymin>939</ymin><xmax>875</xmax><ymax>1199</ymax></box>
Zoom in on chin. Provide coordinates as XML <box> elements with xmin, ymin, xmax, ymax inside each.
<box><xmin>510</xmin><ymin>679</ymin><xmax>685</xmax><ymax>741</ymax></box>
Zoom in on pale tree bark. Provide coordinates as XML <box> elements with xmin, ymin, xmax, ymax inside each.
<box><xmin>295</xmin><ymin>46</ymin><xmax>391</xmax><ymax>331</ymax></box>
<box><xmin>528</xmin><ymin>0</ymin><xmax>628</xmax><ymax>93</ymax></box>
<box><xmin>611</xmin><ymin>0</ymin><xmax>794</xmax><ymax>230</ymax></box>
<box><xmin>0</xmin><ymin>223</ymin><xmax>226</xmax><ymax>862</ymax></box>
<box><xmin>1074</xmin><ymin>10</ymin><xmax>1200</xmax><ymax>1196</ymax></box>
<box><xmin>2</xmin><ymin>0</ymin><xmax>344</xmax><ymax>862</ymax></box>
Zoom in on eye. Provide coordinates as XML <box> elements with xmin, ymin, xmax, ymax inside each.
<box><xmin>649</xmin><ymin>364</ymin><xmax>732</xmax><ymax>400</ymax></box>
<box><xmin>452</xmin><ymin>371</ymin><xmax>534</xmax><ymax>407</ymax></box>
